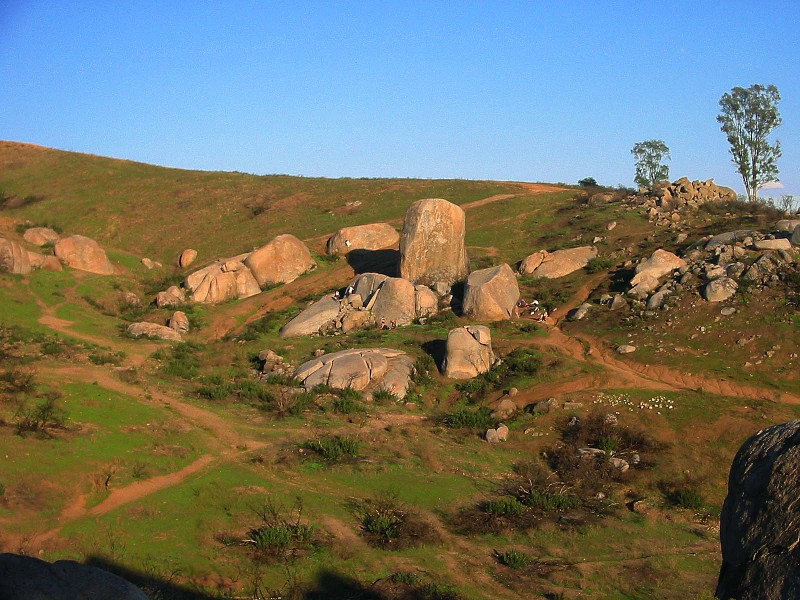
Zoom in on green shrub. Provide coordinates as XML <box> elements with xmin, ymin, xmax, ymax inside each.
<box><xmin>14</xmin><ymin>393</ymin><xmax>67</xmax><ymax>437</ymax></box>
<box><xmin>388</xmin><ymin>571</ymin><xmax>421</xmax><ymax>586</ymax></box>
<box><xmin>520</xmin><ymin>490</ymin><xmax>580</xmax><ymax>511</ymax></box>
<box><xmin>372</xmin><ymin>387</ymin><xmax>399</xmax><ymax>403</ymax></box>
<box><xmin>496</xmin><ymin>549</ymin><xmax>531</xmax><ymax>569</ymax></box>
<box><xmin>482</xmin><ymin>497</ymin><xmax>526</xmax><ymax>517</ymax></box>
<box><xmin>0</xmin><ymin>366</ymin><xmax>37</xmax><ymax>394</ymax></box>
<box><xmin>331</xmin><ymin>395</ymin><xmax>363</xmax><ymax>414</ymax></box>
<box><xmin>355</xmin><ymin>493</ymin><xmax>438</xmax><ymax>550</ymax></box>
<box><xmin>302</xmin><ymin>435</ymin><xmax>361</xmax><ymax>462</ymax></box>
<box><xmin>670</xmin><ymin>487</ymin><xmax>705</xmax><ymax>510</ymax></box>
<box><xmin>442</xmin><ymin>407</ymin><xmax>495</xmax><ymax>430</ymax></box>
<box><xmin>585</xmin><ymin>257</ymin><xmax>617</xmax><ymax>273</ymax></box>
<box><xmin>88</xmin><ymin>351</ymin><xmax>125</xmax><ymax>366</ymax></box>
<box><xmin>159</xmin><ymin>342</ymin><xmax>201</xmax><ymax>379</ymax></box>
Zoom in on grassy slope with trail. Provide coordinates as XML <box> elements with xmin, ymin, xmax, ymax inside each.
<box><xmin>1</xmin><ymin>142</ymin><xmax>799</xmax><ymax>598</ymax></box>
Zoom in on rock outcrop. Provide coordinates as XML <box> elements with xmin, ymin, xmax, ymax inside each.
<box><xmin>184</xmin><ymin>257</ymin><xmax>261</xmax><ymax>304</ymax></box>
<box><xmin>27</xmin><ymin>251</ymin><xmax>63</xmax><ymax>272</ymax></box>
<box><xmin>327</xmin><ymin>223</ymin><xmax>400</xmax><ymax>255</ymax></box>
<box><xmin>518</xmin><ymin>250</ymin><xmax>547</xmax><ymax>275</ymax></box>
<box><xmin>629</xmin><ymin>177</ymin><xmax>737</xmax><ymax>228</ymax></box>
<box><xmin>0</xmin><ymin>238</ymin><xmax>32</xmax><ymax>274</ymax></box>
<box><xmin>294</xmin><ymin>348</ymin><xmax>414</xmax><ymax>399</ymax></box>
<box><xmin>461</xmin><ymin>264</ymin><xmax>520</xmax><ymax>321</ymax></box>
<box><xmin>776</xmin><ymin>219</ymin><xmax>800</xmax><ymax>233</ymax></box>
<box><xmin>442</xmin><ymin>325</ymin><xmax>494</xmax><ymax>379</ymax></box>
<box><xmin>280</xmin><ymin>273</ymin><xmax>439</xmax><ymax>337</ymax></box>
<box><xmin>54</xmin><ymin>235</ymin><xmax>114</xmax><ymax>275</ymax></box>
<box><xmin>0</xmin><ymin>553</ymin><xmax>148</xmax><ymax>600</ymax></box>
<box><xmin>628</xmin><ymin>249</ymin><xmax>686</xmax><ymax>298</ymax></box>
<box><xmin>526</xmin><ymin>246</ymin><xmax>597</xmax><ymax>279</ymax></box>
<box><xmin>716</xmin><ymin>421</ymin><xmax>800</xmax><ymax>600</ymax></box>
<box><xmin>399</xmin><ymin>198</ymin><xmax>469</xmax><ymax>286</ymax></box>
<box><xmin>127</xmin><ymin>322</ymin><xmax>182</xmax><ymax>341</ymax></box>
<box><xmin>168</xmin><ymin>311</ymin><xmax>189</xmax><ymax>333</ymax></box>
<box><xmin>244</xmin><ymin>234</ymin><xmax>315</xmax><ymax>288</ymax></box>
<box><xmin>22</xmin><ymin>227</ymin><xmax>59</xmax><ymax>246</ymax></box>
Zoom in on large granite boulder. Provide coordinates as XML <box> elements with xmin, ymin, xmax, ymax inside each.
<box><xmin>461</xmin><ymin>263</ymin><xmax>520</xmax><ymax>321</ymax></box>
<box><xmin>327</xmin><ymin>223</ymin><xmax>400</xmax><ymax>255</ymax></box>
<box><xmin>244</xmin><ymin>234</ymin><xmax>316</xmax><ymax>288</ymax></box>
<box><xmin>371</xmin><ymin>277</ymin><xmax>417</xmax><ymax>326</ymax></box>
<box><xmin>0</xmin><ymin>553</ymin><xmax>147</xmax><ymax>600</ymax></box>
<box><xmin>527</xmin><ymin>246</ymin><xmax>597</xmax><ymax>279</ymax></box>
<box><xmin>186</xmin><ymin>259</ymin><xmax>261</xmax><ymax>304</ymax></box>
<box><xmin>280</xmin><ymin>296</ymin><xmax>342</xmax><ymax>337</ymax></box>
<box><xmin>22</xmin><ymin>227</ymin><xmax>59</xmax><ymax>246</ymax></box>
<box><xmin>792</xmin><ymin>225</ymin><xmax>800</xmax><ymax>247</ymax></box>
<box><xmin>399</xmin><ymin>198</ymin><xmax>469</xmax><ymax>286</ymax></box>
<box><xmin>0</xmin><ymin>238</ymin><xmax>32</xmax><ymax>274</ymax></box>
<box><xmin>127</xmin><ymin>322</ymin><xmax>182</xmax><ymax>341</ymax></box>
<box><xmin>54</xmin><ymin>235</ymin><xmax>114</xmax><ymax>275</ymax></box>
<box><xmin>442</xmin><ymin>325</ymin><xmax>494</xmax><ymax>379</ymax></box>
<box><xmin>630</xmin><ymin>249</ymin><xmax>686</xmax><ymax>286</ymax></box>
<box><xmin>716</xmin><ymin>421</ymin><xmax>800</xmax><ymax>600</ymax></box>
<box><xmin>294</xmin><ymin>348</ymin><xmax>414</xmax><ymax>399</ymax></box>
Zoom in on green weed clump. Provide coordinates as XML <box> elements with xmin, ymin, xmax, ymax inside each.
<box><xmin>371</xmin><ymin>387</ymin><xmax>399</xmax><ymax>403</ymax></box>
<box><xmin>520</xmin><ymin>490</ymin><xmax>580</xmax><ymax>511</ymax></box>
<box><xmin>88</xmin><ymin>350</ymin><xmax>125</xmax><ymax>365</ymax></box>
<box><xmin>496</xmin><ymin>549</ymin><xmax>531</xmax><ymax>569</ymax></box>
<box><xmin>302</xmin><ymin>435</ymin><xmax>361</xmax><ymax>462</ymax></box>
<box><xmin>14</xmin><ymin>392</ymin><xmax>67</xmax><ymax>437</ymax></box>
<box><xmin>585</xmin><ymin>257</ymin><xmax>617</xmax><ymax>273</ymax></box>
<box><xmin>456</xmin><ymin>348</ymin><xmax>542</xmax><ymax>403</ymax></box>
<box><xmin>668</xmin><ymin>486</ymin><xmax>705</xmax><ymax>510</ymax></box>
<box><xmin>0</xmin><ymin>366</ymin><xmax>37</xmax><ymax>394</ymax></box>
<box><xmin>482</xmin><ymin>497</ymin><xmax>526</xmax><ymax>518</ymax></box>
<box><xmin>245</xmin><ymin>498</ymin><xmax>316</xmax><ymax>560</ymax></box>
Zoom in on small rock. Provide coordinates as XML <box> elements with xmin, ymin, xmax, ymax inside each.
<box><xmin>496</xmin><ymin>423</ymin><xmax>509</xmax><ymax>441</ymax></box>
<box><xmin>491</xmin><ymin>397</ymin><xmax>518</xmax><ymax>420</ymax></box>
<box><xmin>721</xmin><ymin>307</ymin><xmax>736</xmax><ymax>316</ymax></box>
<box><xmin>606</xmin><ymin>221</ymin><xmax>617</xmax><ymax>231</ymax></box>
<box><xmin>508</xmin><ymin>387</ymin><xmax>519</xmax><ymax>397</ymax></box>
<box><xmin>616</xmin><ymin>344</ymin><xmax>636</xmax><ymax>354</ymax></box>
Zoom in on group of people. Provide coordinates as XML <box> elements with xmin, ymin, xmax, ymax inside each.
<box><xmin>515</xmin><ymin>298</ymin><xmax>551</xmax><ymax>322</ymax></box>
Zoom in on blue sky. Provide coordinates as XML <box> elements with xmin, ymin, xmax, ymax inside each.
<box><xmin>1</xmin><ymin>1</ymin><xmax>797</xmax><ymax>196</ymax></box>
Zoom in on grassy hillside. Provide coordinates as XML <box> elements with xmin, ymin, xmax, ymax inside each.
<box><xmin>0</xmin><ymin>141</ymin><xmax>559</xmax><ymax>265</ymax></box>
<box><xmin>1</xmin><ymin>141</ymin><xmax>799</xmax><ymax>599</ymax></box>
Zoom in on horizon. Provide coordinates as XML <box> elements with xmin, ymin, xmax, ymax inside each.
<box><xmin>1</xmin><ymin>1</ymin><xmax>798</xmax><ymax>196</ymax></box>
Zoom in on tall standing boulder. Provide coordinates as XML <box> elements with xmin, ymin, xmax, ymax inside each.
<box><xmin>327</xmin><ymin>223</ymin><xmax>400</xmax><ymax>255</ymax></box>
<box><xmin>399</xmin><ymin>198</ymin><xmax>469</xmax><ymax>286</ymax></box>
<box><xmin>54</xmin><ymin>235</ymin><xmax>114</xmax><ymax>275</ymax></box>
<box><xmin>442</xmin><ymin>325</ymin><xmax>494</xmax><ymax>379</ymax></box>
<box><xmin>461</xmin><ymin>264</ymin><xmax>520</xmax><ymax>321</ymax></box>
<box><xmin>792</xmin><ymin>224</ymin><xmax>800</xmax><ymax>247</ymax></box>
<box><xmin>244</xmin><ymin>234</ymin><xmax>316</xmax><ymax>288</ymax></box>
<box><xmin>0</xmin><ymin>238</ymin><xmax>32</xmax><ymax>274</ymax></box>
<box><xmin>717</xmin><ymin>421</ymin><xmax>800</xmax><ymax>600</ymax></box>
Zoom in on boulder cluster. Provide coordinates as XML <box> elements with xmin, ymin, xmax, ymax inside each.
<box><xmin>280</xmin><ymin>272</ymin><xmax>439</xmax><ymax>337</ymax></box>
<box><xmin>628</xmin><ymin>177</ymin><xmax>738</xmax><ymax>228</ymax></box>
<box><xmin>1</xmin><ymin>229</ymin><xmax>116</xmax><ymax>276</ymax></box>
<box><xmin>162</xmin><ymin>234</ymin><xmax>316</xmax><ymax>305</ymax></box>
<box><xmin>596</xmin><ymin>223</ymin><xmax>800</xmax><ymax>316</ymax></box>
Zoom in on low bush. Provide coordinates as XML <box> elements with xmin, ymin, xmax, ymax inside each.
<box><xmin>0</xmin><ymin>366</ymin><xmax>37</xmax><ymax>394</ymax></box>
<box><xmin>302</xmin><ymin>435</ymin><xmax>361</xmax><ymax>462</ymax></box>
<box><xmin>482</xmin><ymin>497</ymin><xmax>526</xmax><ymax>518</ymax></box>
<box><xmin>371</xmin><ymin>387</ymin><xmax>399</xmax><ymax>403</ymax></box>
<box><xmin>14</xmin><ymin>393</ymin><xmax>67</xmax><ymax>437</ymax></box>
<box><xmin>585</xmin><ymin>257</ymin><xmax>617</xmax><ymax>274</ymax></box>
<box><xmin>355</xmin><ymin>493</ymin><xmax>439</xmax><ymax>549</ymax></box>
<box><xmin>245</xmin><ymin>498</ymin><xmax>316</xmax><ymax>561</ymax></box>
<box><xmin>88</xmin><ymin>351</ymin><xmax>125</xmax><ymax>366</ymax></box>
<box><xmin>157</xmin><ymin>342</ymin><xmax>202</xmax><ymax>379</ymax></box>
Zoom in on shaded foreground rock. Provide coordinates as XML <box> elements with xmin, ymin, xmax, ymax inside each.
<box><xmin>127</xmin><ymin>322</ymin><xmax>182</xmax><ymax>341</ymax></box>
<box><xmin>442</xmin><ymin>325</ymin><xmax>494</xmax><ymax>379</ymax></box>
<box><xmin>461</xmin><ymin>264</ymin><xmax>520</xmax><ymax>321</ymax></box>
<box><xmin>54</xmin><ymin>235</ymin><xmax>114</xmax><ymax>275</ymax></box>
<box><xmin>716</xmin><ymin>421</ymin><xmax>800</xmax><ymax>600</ymax></box>
<box><xmin>327</xmin><ymin>223</ymin><xmax>400</xmax><ymax>255</ymax></box>
<box><xmin>294</xmin><ymin>348</ymin><xmax>414</xmax><ymax>399</ymax></box>
<box><xmin>526</xmin><ymin>246</ymin><xmax>597</xmax><ymax>279</ymax></box>
<box><xmin>399</xmin><ymin>198</ymin><xmax>469</xmax><ymax>286</ymax></box>
<box><xmin>0</xmin><ymin>553</ymin><xmax>148</xmax><ymax>600</ymax></box>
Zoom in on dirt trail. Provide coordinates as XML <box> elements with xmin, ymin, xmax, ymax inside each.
<box><xmin>88</xmin><ymin>454</ymin><xmax>214</xmax><ymax>516</ymax></box>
